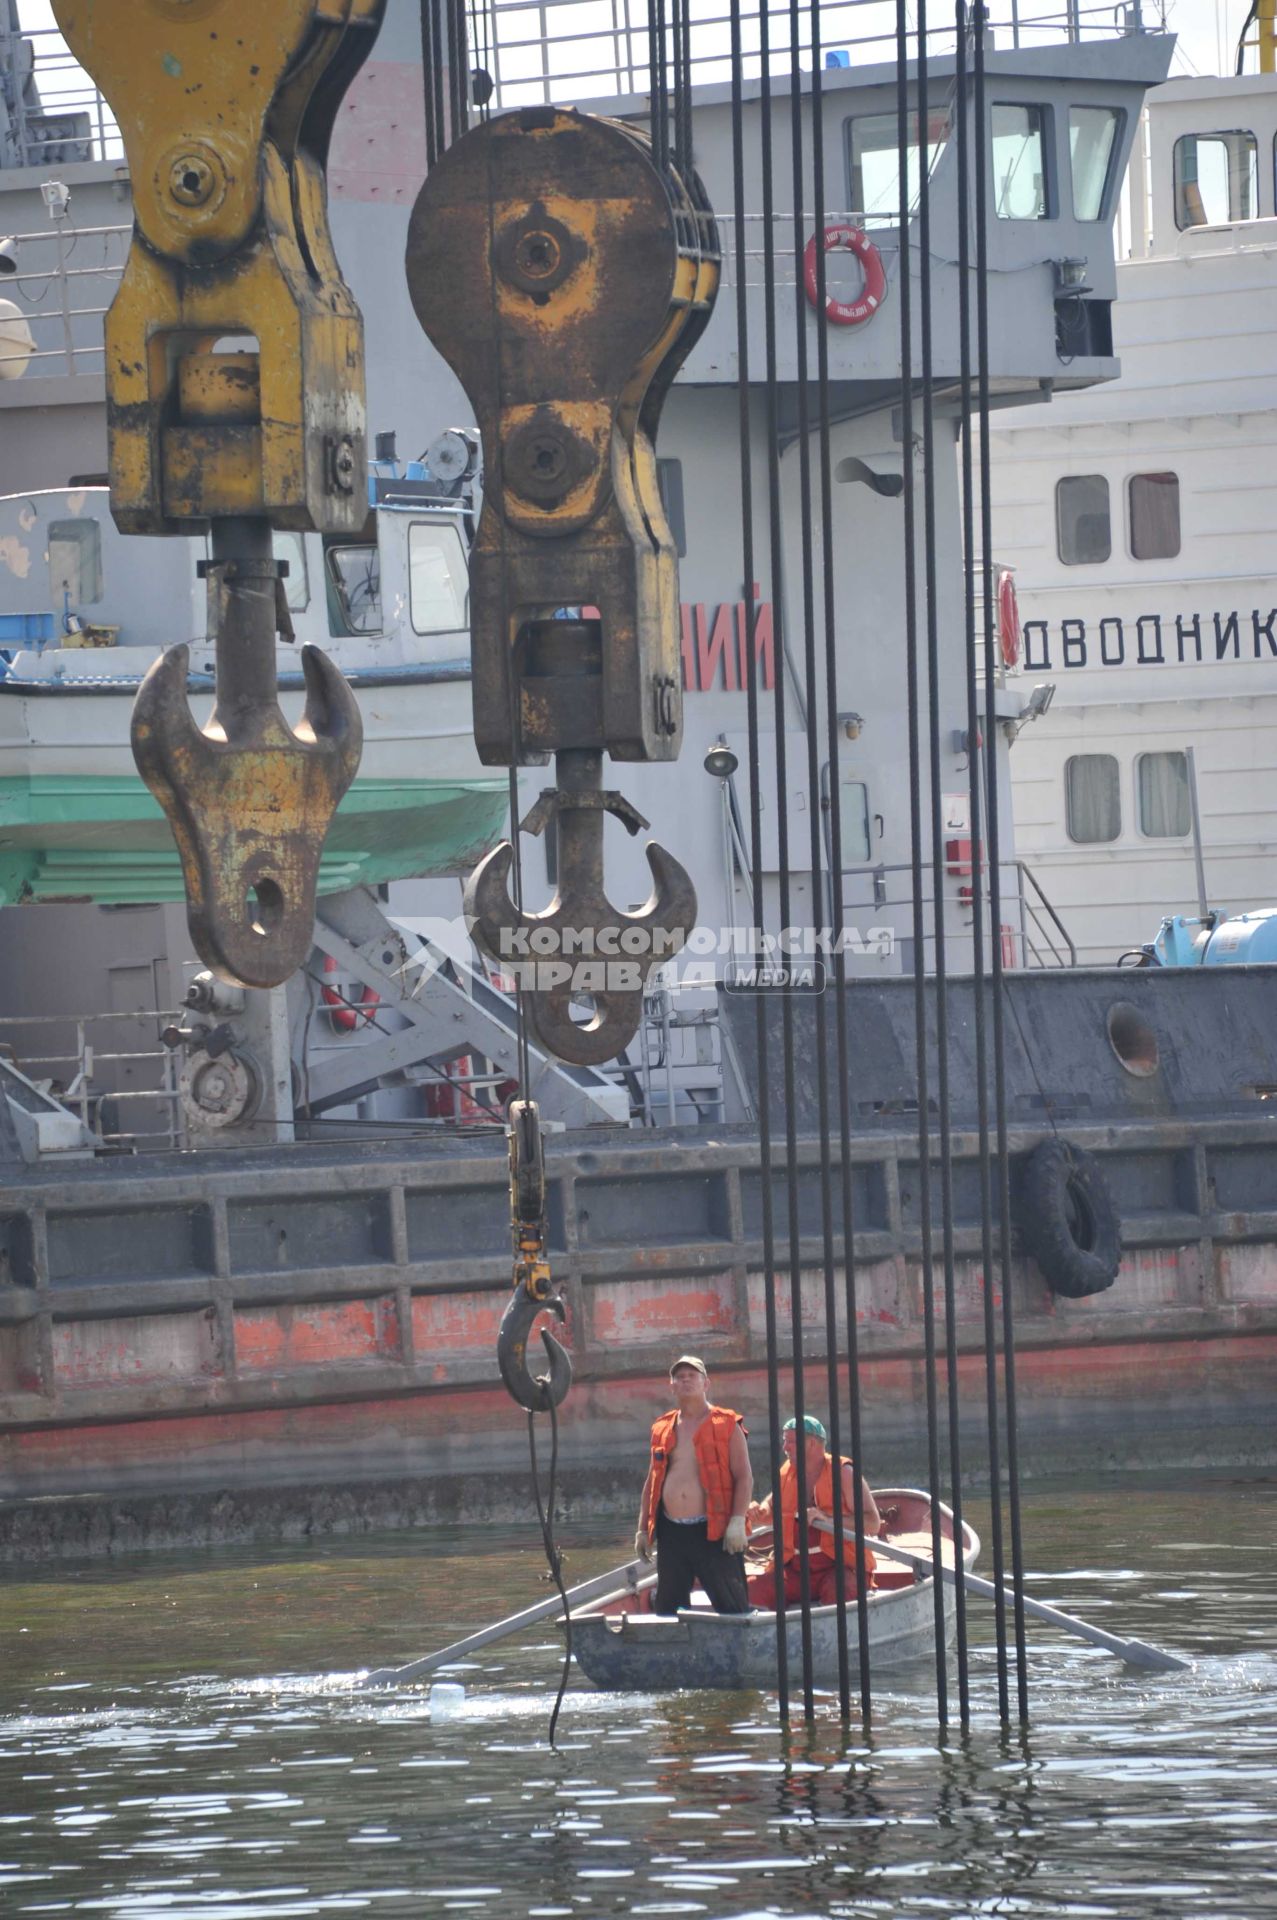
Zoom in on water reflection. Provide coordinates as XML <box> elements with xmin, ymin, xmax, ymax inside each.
<box><xmin>0</xmin><ymin>1478</ymin><xmax>1275</xmax><ymax>1916</ymax></box>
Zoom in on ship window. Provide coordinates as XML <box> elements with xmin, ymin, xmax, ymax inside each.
<box><xmin>1056</xmin><ymin>474</ymin><xmax>1111</xmax><ymax>565</ymax></box>
<box><xmin>1128</xmin><ymin>472</ymin><xmax>1180</xmax><ymax>560</ymax></box>
<box><xmin>325</xmin><ymin>540</ymin><xmax>382</xmax><ymax>636</ymax></box>
<box><xmin>992</xmin><ymin>104</ymin><xmax>1051</xmax><ymax>220</ymax></box>
<box><xmin>48</xmin><ymin>519</ymin><xmax>102</xmax><ymax>607</ymax></box>
<box><xmin>408</xmin><ymin>519</ymin><xmax>468</xmax><ymax>634</ymax></box>
<box><xmin>847</xmin><ymin>109</ymin><xmax>951</xmax><ymax>229</ymax></box>
<box><xmin>273</xmin><ymin>531</ymin><xmax>309</xmax><ymax>612</ymax></box>
<box><xmin>1138</xmin><ymin>751</ymin><xmax>1191</xmax><ymax>838</ymax></box>
<box><xmin>1070</xmin><ymin>107</ymin><xmax>1121</xmax><ymax>220</ymax></box>
<box><xmin>1174</xmin><ymin>130</ymin><xmax>1257</xmax><ymax>228</ymax></box>
<box><xmin>657</xmin><ymin>458</ymin><xmax>687</xmax><ymax>558</ymax></box>
<box><xmin>1066</xmin><ymin>754</ymin><xmax>1121</xmax><ymax>844</ymax></box>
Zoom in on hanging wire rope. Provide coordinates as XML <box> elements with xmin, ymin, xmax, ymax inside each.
<box><xmin>916</xmin><ymin>0</ymin><xmax>971</xmax><ymax>1729</ymax></box>
<box><xmin>955</xmin><ymin>0</ymin><xmax>1011</xmax><ymax>1722</ymax></box>
<box><xmin>973</xmin><ymin>0</ymin><xmax>1031</xmax><ymax>1719</ymax></box>
<box><xmin>808</xmin><ymin>0</ymin><xmax>875</xmax><ymax>1727</ymax></box>
<box><xmin>727</xmin><ymin>0</ymin><xmax>791</xmax><ymax>1723</ymax></box>
<box><xmin>895</xmin><ymin>0</ymin><xmax>950</xmax><ymax>1727</ymax></box>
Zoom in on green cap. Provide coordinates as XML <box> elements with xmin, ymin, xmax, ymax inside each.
<box><xmin>783</xmin><ymin>1414</ymin><xmax>827</xmax><ymax>1442</ymax></box>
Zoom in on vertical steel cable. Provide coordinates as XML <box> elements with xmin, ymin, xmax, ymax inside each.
<box><xmin>786</xmin><ymin>0</ymin><xmax>849</xmax><ymax>1722</ymax></box>
<box><xmin>420</xmin><ymin>0</ymin><xmax>440</xmax><ymax>167</ymax></box>
<box><xmin>650</xmin><ymin>0</ymin><xmax>669</xmax><ymax>173</ymax></box>
<box><xmin>895</xmin><ymin>0</ymin><xmax>948</xmax><ymax>1726</ymax></box>
<box><xmin>449</xmin><ymin>0</ymin><xmax>470</xmax><ymax>140</ymax></box>
<box><xmin>955</xmin><ymin>0</ymin><xmax>1010</xmax><ymax>1722</ymax></box>
<box><xmin>727</xmin><ymin>0</ymin><xmax>790</xmax><ymax>1722</ymax></box>
<box><xmin>916</xmin><ymin>0</ymin><xmax>970</xmax><ymax>1727</ymax></box>
<box><xmin>759</xmin><ymin>0</ymin><xmax>816</xmax><ymax>1718</ymax></box>
<box><xmin>808</xmin><ymin>2</ymin><xmax>874</xmax><ymax>1720</ymax></box>
<box><xmin>973</xmin><ymin>0</ymin><xmax>1030</xmax><ymax>1720</ymax></box>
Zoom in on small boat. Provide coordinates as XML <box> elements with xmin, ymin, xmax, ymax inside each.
<box><xmin>568</xmin><ymin>1489</ymin><xmax>979</xmax><ymax>1692</ymax></box>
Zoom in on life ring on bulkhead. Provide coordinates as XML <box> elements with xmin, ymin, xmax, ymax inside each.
<box><xmin>998</xmin><ymin>568</ymin><xmax>1021</xmax><ymax>668</ymax></box>
<box><xmin>803</xmin><ymin>225</ymin><xmax>887</xmax><ymax>327</ymax></box>
<box><xmin>1014</xmin><ymin>1138</ymin><xmax>1122</xmax><ymax>1299</ymax></box>
<box><xmin>321</xmin><ymin>953</ymin><xmax>380</xmax><ymax>1032</ymax></box>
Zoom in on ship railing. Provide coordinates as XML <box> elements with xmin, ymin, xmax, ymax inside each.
<box><xmin>0</xmin><ymin>216</ymin><xmax>129</xmax><ymax>379</ymax></box>
<box><xmin>0</xmin><ymin>19</ymin><xmax>121</xmax><ymax>171</ymax></box>
<box><xmin>0</xmin><ymin>1010</ymin><xmax>185</xmax><ymax>1153</ymax></box>
<box><xmin>482</xmin><ymin>0</ymin><xmax>1168</xmax><ymax>110</ymax></box>
<box><xmin>813</xmin><ymin>855</ymin><xmax>1076</xmax><ymax>969</ymax></box>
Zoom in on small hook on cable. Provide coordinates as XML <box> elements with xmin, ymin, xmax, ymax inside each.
<box><xmin>497</xmin><ymin>1282</ymin><xmax>573</xmax><ymax>1412</ymax></box>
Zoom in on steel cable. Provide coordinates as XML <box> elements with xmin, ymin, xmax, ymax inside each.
<box><xmin>727</xmin><ymin>0</ymin><xmax>790</xmax><ymax>1722</ymax></box>
<box><xmin>973</xmin><ymin>0</ymin><xmax>1030</xmax><ymax>1718</ymax></box>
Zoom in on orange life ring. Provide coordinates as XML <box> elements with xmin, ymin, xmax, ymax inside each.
<box><xmin>998</xmin><ymin>568</ymin><xmax>1021</xmax><ymax>668</ymax></box>
<box><xmin>803</xmin><ymin>225</ymin><xmax>887</xmax><ymax>327</ymax></box>
<box><xmin>321</xmin><ymin>953</ymin><xmax>380</xmax><ymax>1031</ymax></box>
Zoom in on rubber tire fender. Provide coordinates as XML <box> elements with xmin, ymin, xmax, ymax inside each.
<box><xmin>1014</xmin><ymin>1138</ymin><xmax>1122</xmax><ymax>1299</ymax></box>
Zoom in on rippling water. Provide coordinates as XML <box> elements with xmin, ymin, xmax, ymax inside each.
<box><xmin>1</xmin><ymin>1476</ymin><xmax>1275</xmax><ymax>1918</ymax></box>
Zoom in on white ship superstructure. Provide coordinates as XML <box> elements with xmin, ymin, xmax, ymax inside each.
<box><xmin>989</xmin><ymin>68</ymin><xmax>1277</xmax><ymax>963</ymax></box>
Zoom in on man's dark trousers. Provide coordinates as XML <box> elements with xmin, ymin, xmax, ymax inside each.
<box><xmin>653</xmin><ymin>1505</ymin><xmax>750</xmax><ymax>1614</ymax></box>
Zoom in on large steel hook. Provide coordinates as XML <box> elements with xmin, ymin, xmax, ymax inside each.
<box><xmin>465</xmin><ymin>748</ymin><xmax>696</xmax><ymax>1066</ymax></box>
<box><xmin>131</xmin><ymin>522</ymin><xmax>362</xmax><ymax>988</ymax></box>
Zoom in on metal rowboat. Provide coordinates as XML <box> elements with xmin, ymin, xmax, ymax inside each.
<box><xmin>567</xmin><ymin>1488</ymin><xmax>979</xmax><ymax>1692</ymax></box>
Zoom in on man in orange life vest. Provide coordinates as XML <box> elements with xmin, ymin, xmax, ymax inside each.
<box><xmin>635</xmin><ymin>1355</ymin><xmax>753</xmax><ymax>1615</ymax></box>
<box><xmin>745</xmin><ymin>1413</ymin><xmax>881</xmax><ymax>1609</ymax></box>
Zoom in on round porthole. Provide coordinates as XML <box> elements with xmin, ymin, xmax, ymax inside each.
<box><xmin>1106</xmin><ymin>1001</ymin><xmax>1160</xmax><ymax>1078</ymax></box>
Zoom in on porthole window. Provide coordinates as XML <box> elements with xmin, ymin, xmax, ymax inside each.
<box><xmin>1056</xmin><ymin>474</ymin><xmax>1111</xmax><ymax>566</ymax></box>
<box><xmin>1066</xmin><ymin>754</ymin><xmax>1121</xmax><ymax>844</ymax></box>
<box><xmin>1128</xmin><ymin>472</ymin><xmax>1180</xmax><ymax>561</ymax></box>
<box><xmin>1174</xmin><ymin>130</ymin><xmax>1257</xmax><ymax>228</ymax></box>
<box><xmin>1137</xmin><ymin>750</ymin><xmax>1191</xmax><ymax>838</ymax></box>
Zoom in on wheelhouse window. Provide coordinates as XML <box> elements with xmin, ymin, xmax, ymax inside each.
<box><xmin>1066</xmin><ymin>755</ymin><xmax>1121</xmax><ymax>844</ymax></box>
<box><xmin>1056</xmin><ymin>474</ymin><xmax>1111</xmax><ymax>566</ymax></box>
<box><xmin>273</xmin><ymin>530</ymin><xmax>309</xmax><ymax>612</ymax></box>
<box><xmin>1174</xmin><ymin>130</ymin><xmax>1257</xmax><ymax>227</ymax></box>
<box><xmin>408</xmin><ymin>519</ymin><xmax>468</xmax><ymax>634</ymax></box>
<box><xmin>1069</xmin><ymin>107</ymin><xmax>1121</xmax><ymax>220</ymax></box>
<box><xmin>992</xmin><ymin>104</ymin><xmax>1050</xmax><ymax>219</ymax></box>
<box><xmin>48</xmin><ymin>519</ymin><xmax>102</xmax><ymax>606</ymax></box>
<box><xmin>1128</xmin><ymin>472</ymin><xmax>1180</xmax><ymax>560</ymax></box>
<box><xmin>325</xmin><ymin>540</ymin><xmax>382</xmax><ymax>636</ymax></box>
<box><xmin>847</xmin><ymin>109</ymin><xmax>951</xmax><ymax>229</ymax></box>
<box><xmin>1137</xmin><ymin>751</ymin><xmax>1191</xmax><ymax>838</ymax></box>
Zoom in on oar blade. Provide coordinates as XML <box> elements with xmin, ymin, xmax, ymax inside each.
<box><xmin>1119</xmin><ymin>1637</ymin><xmax>1192</xmax><ymax>1673</ymax></box>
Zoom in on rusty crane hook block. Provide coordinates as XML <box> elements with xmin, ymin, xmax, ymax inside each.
<box><xmin>407</xmin><ymin>108</ymin><xmax>719</xmax><ymax>1065</ymax></box>
<box><xmin>497</xmin><ymin>1100</ymin><xmax>573</xmax><ymax>1412</ymax></box>
<box><xmin>53</xmin><ymin>0</ymin><xmax>386</xmax><ymax>988</ymax></box>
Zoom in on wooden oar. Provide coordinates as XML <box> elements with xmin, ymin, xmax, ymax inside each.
<box><xmin>792</xmin><ymin>1518</ymin><xmax>1189</xmax><ymax>1673</ymax></box>
<box><xmin>363</xmin><ymin>1557</ymin><xmax>657</xmax><ymax>1687</ymax></box>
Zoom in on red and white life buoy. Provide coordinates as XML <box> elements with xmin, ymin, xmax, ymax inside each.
<box><xmin>803</xmin><ymin>225</ymin><xmax>887</xmax><ymax>327</ymax></box>
<box><xmin>998</xmin><ymin>568</ymin><xmax>1021</xmax><ymax>669</ymax></box>
<box><xmin>321</xmin><ymin>953</ymin><xmax>380</xmax><ymax>1032</ymax></box>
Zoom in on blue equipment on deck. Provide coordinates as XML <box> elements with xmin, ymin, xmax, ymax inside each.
<box><xmin>1145</xmin><ymin>908</ymin><xmax>1277</xmax><ymax>968</ymax></box>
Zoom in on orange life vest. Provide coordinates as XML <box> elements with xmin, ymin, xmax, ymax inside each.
<box><xmin>642</xmin><ymin>1403</ymin><xmax>744</xmax><ymax>1543</ymax></box>
<box><xmin>777</xmin><ymin>1452</ymin><xmax>875</xmax><ymax>1574</ymax></box>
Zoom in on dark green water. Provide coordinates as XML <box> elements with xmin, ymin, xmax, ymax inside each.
<box><xmin>2</xmin><ymin>1477</ymin><xmax>1275</xmax><ymax>1918</ymax></box>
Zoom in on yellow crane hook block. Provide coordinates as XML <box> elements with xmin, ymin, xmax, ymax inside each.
<box><xmin>53</xmin><ymin>0</ymin><xmax>385</xmax><ymax>535</ymax></box>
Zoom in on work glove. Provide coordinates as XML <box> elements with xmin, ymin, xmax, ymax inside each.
<box><xmin>634</xmin><ymin>1528</ymin><xmax>653</xmax><ymax>1562</ymax></box>
<box><xmin>722</xmin><ymin>1515</ymin><xmax>748</xmax><ymax>1556</ymax></box>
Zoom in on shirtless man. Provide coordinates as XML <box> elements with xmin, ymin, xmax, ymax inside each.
<box><xmin>635</xmin><ymin>1355</ymin><xmax>753</xmax><ymax>1615</ymax></box>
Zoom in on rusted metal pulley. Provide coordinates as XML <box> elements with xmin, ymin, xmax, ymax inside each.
<box><xmin>406</xmin><ymin>107</ymin><xmax>718</xmax><ymax>1064</ymax></box>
